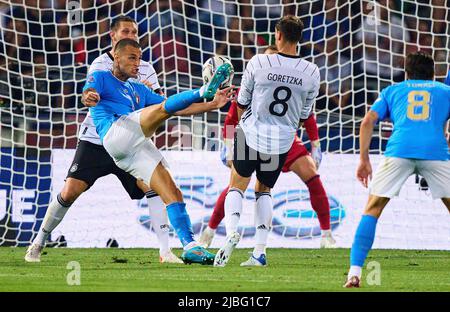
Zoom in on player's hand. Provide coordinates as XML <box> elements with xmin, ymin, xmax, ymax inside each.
<box><xmin>310</xmin><ymin>140</ymin><xmax>322</xmax><ymax>169</ymax></box>
<box><xmin>82</xmin><ymin>90</ymin><xmax>100</xmax><ymax>107</ymax></box>
<box><xmin>211</xmin><ymin>86</ymin><xmax>236</xmax><ymax>109</ymax></box>
<box><xmin>356</xmin><ymin>159</ymin><xmax>372</xmax><ymax>188</ymax></box>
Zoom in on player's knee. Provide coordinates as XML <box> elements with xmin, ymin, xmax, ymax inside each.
<box><xmin>255</xmin><ymin>180</ymin><xmax>270</xmax><ymax>193</ymax></box>
<box><xmin>364</xmin><ymin>205</ymin><xmax>383</xmax><ymax>218</ymax></box>
<box><xmin>364</xmin><ymin>196</ymin><xmax>389</xmax><ymax>217</ymax></box>
<box><xmin>175</xmin><ymin>187</ymin><xmax>183</xmax><ymax>201</ymax></box>
<box><xmin>165</xmin><ymin>187</ymin><xmax>184</xmax><ymax>203</ymax></box>
<box><xmin>291</xmin><ymin>156</ymin><xmax>317</xmax><ymax>182</ymax></box>
<box><xmin>60</xmin><ymin>188</ymin><xmax>80</xmax><ymax>204</ymax></box>
<box><xmin>61</xmin><ymin>179</ymin><xmax>87</xmax><ymax>204</ymax></box>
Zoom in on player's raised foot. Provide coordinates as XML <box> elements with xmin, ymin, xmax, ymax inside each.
<box><xmin>213</xmin><ymin>231</ymin><xmax>240</xmax><ymax>267</ymax></box>
<box><xmin>320</xmin><ymin>232</ymin><xmax>337</xmax><ymax>249</ymax></box>
<box><xmin>202</xmin><ymin>63</ymin><xmax>233</xmax><ymax>100</ymax></box>
<box><xmin>181</xmin><ymin>246</ymin><xmax>215</xmax><ymax>265</ymax></box>
<box><xmin>159</xmin><ymin>250</ymin><xmax>184</xmax><ymax>264</ymax></box>
<box><xmin>240</xmin><ymin>253</ymin><xmax>267</xmax><ymax>267</ymax></box>
<box><xmin>343</xmin><ymin>276</ymin><xmax>361</xmax><ymax>288</ymax></box>
<box><xmin>24</xmin><ymin>243</ymin><xmax>44</xmax><ymax>263</ymax></box>
<box><xmin>198</xmin><ymin>227</ymin><xmax>215</xmax><ymax>248</ymax></box>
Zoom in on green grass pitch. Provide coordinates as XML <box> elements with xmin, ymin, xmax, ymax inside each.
<box><xmin>0</xmin><ymin>248</ymin><xmax>449</xmax><ymax>292</ymax></box>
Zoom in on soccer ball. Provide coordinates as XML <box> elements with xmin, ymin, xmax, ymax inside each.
<box><xmin>202</xmin><ymin>56</ymin><xmax>234</xmax><ymax>89</ymax></box>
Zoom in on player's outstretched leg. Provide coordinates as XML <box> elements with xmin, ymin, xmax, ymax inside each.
<box><xmin>149</xmin><ymin>163</ymin><xmax>215</xmax><ymax>265</ymax></box>
<box><xmin>344</xmin><ymin>195</ymin><xmax>389</xmax><ymax>288</ymax></box>
<box><xmin>139</xmin><ymin>62</ymin><xmax>233</xmax><ymax>138</ymax></box>
<box><xmin>25</xmin><ymin>178</ymin><xmax>87</xmax><ymax>262</ymax></box>
<box><xmin>198</xmin><ymin>186</ymin><xmax>229</xmax><ymax>248</ymax></box>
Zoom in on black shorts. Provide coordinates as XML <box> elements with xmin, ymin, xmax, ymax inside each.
<box><xmin>232</xmin><ymin>126</ymin><xmax>288</xmax><ymax>189</ymax></box>
<box><xmin>66</xmin><ymin>140</ymin><xmax>144</xmax><ymax>200</ymax></box>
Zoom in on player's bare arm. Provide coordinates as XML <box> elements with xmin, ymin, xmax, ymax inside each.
<box><xmin>82</xmin><ymin>88</ymin><xmax>100</xmax><ymax>107</ymax></box>
<box><xmin>175</xmin><ymin>86</ymin><xmax>236</xmax><ymax>116</ymax></box>
<box><xmin>357</xmin><ymin>110</ymin><xmax>379</xmax><ymax>188</ymax></box>
<box><xmin>236</xmin><ymin>104</ymin><xmax>246</xmax><ymax>121</ymax></box>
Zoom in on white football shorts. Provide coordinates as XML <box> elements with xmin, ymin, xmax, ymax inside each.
<box><xmin>370</xmin><ymin>156</ymin><xmax>450</xmax><ymax>199</ymax></box>
<box><xmin>103</xmin><ymin>110</ymin><xmax>169</xmax><ymax>184</ymax></box>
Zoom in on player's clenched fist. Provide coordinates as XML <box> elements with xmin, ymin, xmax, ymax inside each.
<box><xmin>82</xmin><ymin>88</ymin><xmax>100</xmax><ymax>107</ymax></box>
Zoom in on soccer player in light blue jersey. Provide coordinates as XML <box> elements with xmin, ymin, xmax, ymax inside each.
<box><xmin>345</xmin><ymin>52</ymin><xmax>450</xmax><ymax>287</ymax></box>
<box><xmin>82</xmin><ymin>38</ymin><xmax>234</xmax><ymax>265</ymax></box>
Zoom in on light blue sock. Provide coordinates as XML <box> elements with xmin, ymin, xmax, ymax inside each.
<box><xmin>164</xmin><ymin>89</ymin><xmax>202</xmax><ymax>114</ymax></box>
<box><xmin>350</xmin><ymin>215</ymin><xmax>378</xmax><ymax>267</ymax></box>
<box><xmin>166</xmin><ymin>202</ymin><xmax>195</xmax><ymax>247</ymax></box>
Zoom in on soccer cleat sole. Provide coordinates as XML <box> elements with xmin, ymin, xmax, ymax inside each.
<box><xmin>203</xmin><ymin>63</ymin><xmax>233</xmax><ymax>100</ymax></box>
<box><xmin>213</xmin><ymin>232</ymin><xmax>240</xmax><ymax>267</ymax></box>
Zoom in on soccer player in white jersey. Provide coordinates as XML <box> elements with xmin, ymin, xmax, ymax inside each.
<box><xmin>25</xmin><ymin>16</ymin><xmax>224</xmax><ymax>264</ymax></box>
<box><xmin>199</xmin><ymin>46</ymin><xmax>335</xmax><ymax>249</ymax></box>
<box><xmin>213</xmin><ymin>16</ymin><xmax>321</xmax><ymax>267</ymax></box>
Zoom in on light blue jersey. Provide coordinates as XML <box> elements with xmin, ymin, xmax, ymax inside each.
<box><xmin>445</xmin><ymin>70</ymin><xmax>450</xmax><ymax>86</ymax></box>
<box><xmin>371</xmin><ymin>80</ymin><xmax>450</xmax><ymax>160</ymax></box>
<box><xmin>83</xmin><ymin>70</ymin><xmax>165</xmax><ymax>141</ymax></box>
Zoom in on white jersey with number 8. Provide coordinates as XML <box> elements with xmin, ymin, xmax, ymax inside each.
<box><xmin>237</xmin><ymin>53</ymin><xmax>320</xmax><ymax>154</ymax></box>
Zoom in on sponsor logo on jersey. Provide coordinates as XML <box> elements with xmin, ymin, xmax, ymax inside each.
<box><xmin>87</xmin><ymin>75</ymin><xmax>94</xmax><ymax>83</ymax></box>
<box><xmin>70</xmin><ymin>163</ymin><xmax>78</xmax><ymax>173</ymax></box>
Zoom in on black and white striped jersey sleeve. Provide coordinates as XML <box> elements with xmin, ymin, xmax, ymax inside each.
<box><xmin>301</xmin><ymin>64</ymin><xmax>321</xmax><ymax>120</ymax></box>
<box><xmin>237</xmin><ymin>57</ymin><xmax>256</xmax><ymax>107</ymax></box>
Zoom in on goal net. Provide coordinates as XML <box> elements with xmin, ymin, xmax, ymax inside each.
<box><xmin>0</xmin><ymin>0</ymin><xmax>449</xmax><ymax>249</ymax></box>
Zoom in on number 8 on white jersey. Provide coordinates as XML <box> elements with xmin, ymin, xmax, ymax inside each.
<box><xmin>237</xmin><ymin>53</ymin><xmax>320</xmax><ymax>155</ymax></box>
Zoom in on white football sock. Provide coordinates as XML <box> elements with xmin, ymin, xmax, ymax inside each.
<box><xmin>253</xmin><ymin>192</ymin><xmax>272</xmax><ymax>257</ymax></box>
<box><xmin>204</xmin><ymin>226</ymin><xmax>216</xmax><ymax>235</ymax></box>
<box><xmin>253</xmin><ymin>244</ymin><xmax>266</xmax><ymax>258</ymax></box>
<box><xmin>146</xmin><ymin>191</ymin><xmax>170</xmax><ymax>256</ymax></box>
<box><xmin>224</xmin><ymin>188</ymin><xmax>244</xmax><ymax>235</ymax></box>
<box><xmin>34</xmin><ymin>193</ymin><xmax>71</xmax><ymax>246</ymax></box>
<box><xmin>348</xmin><ymin>265</ymin><xmax>362</xmax><ymax>279</ymax></box>
<box><xmin>321</xmin><ymin>229</ymin><xmax>332</xmax><ymax>237</ymax></box>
